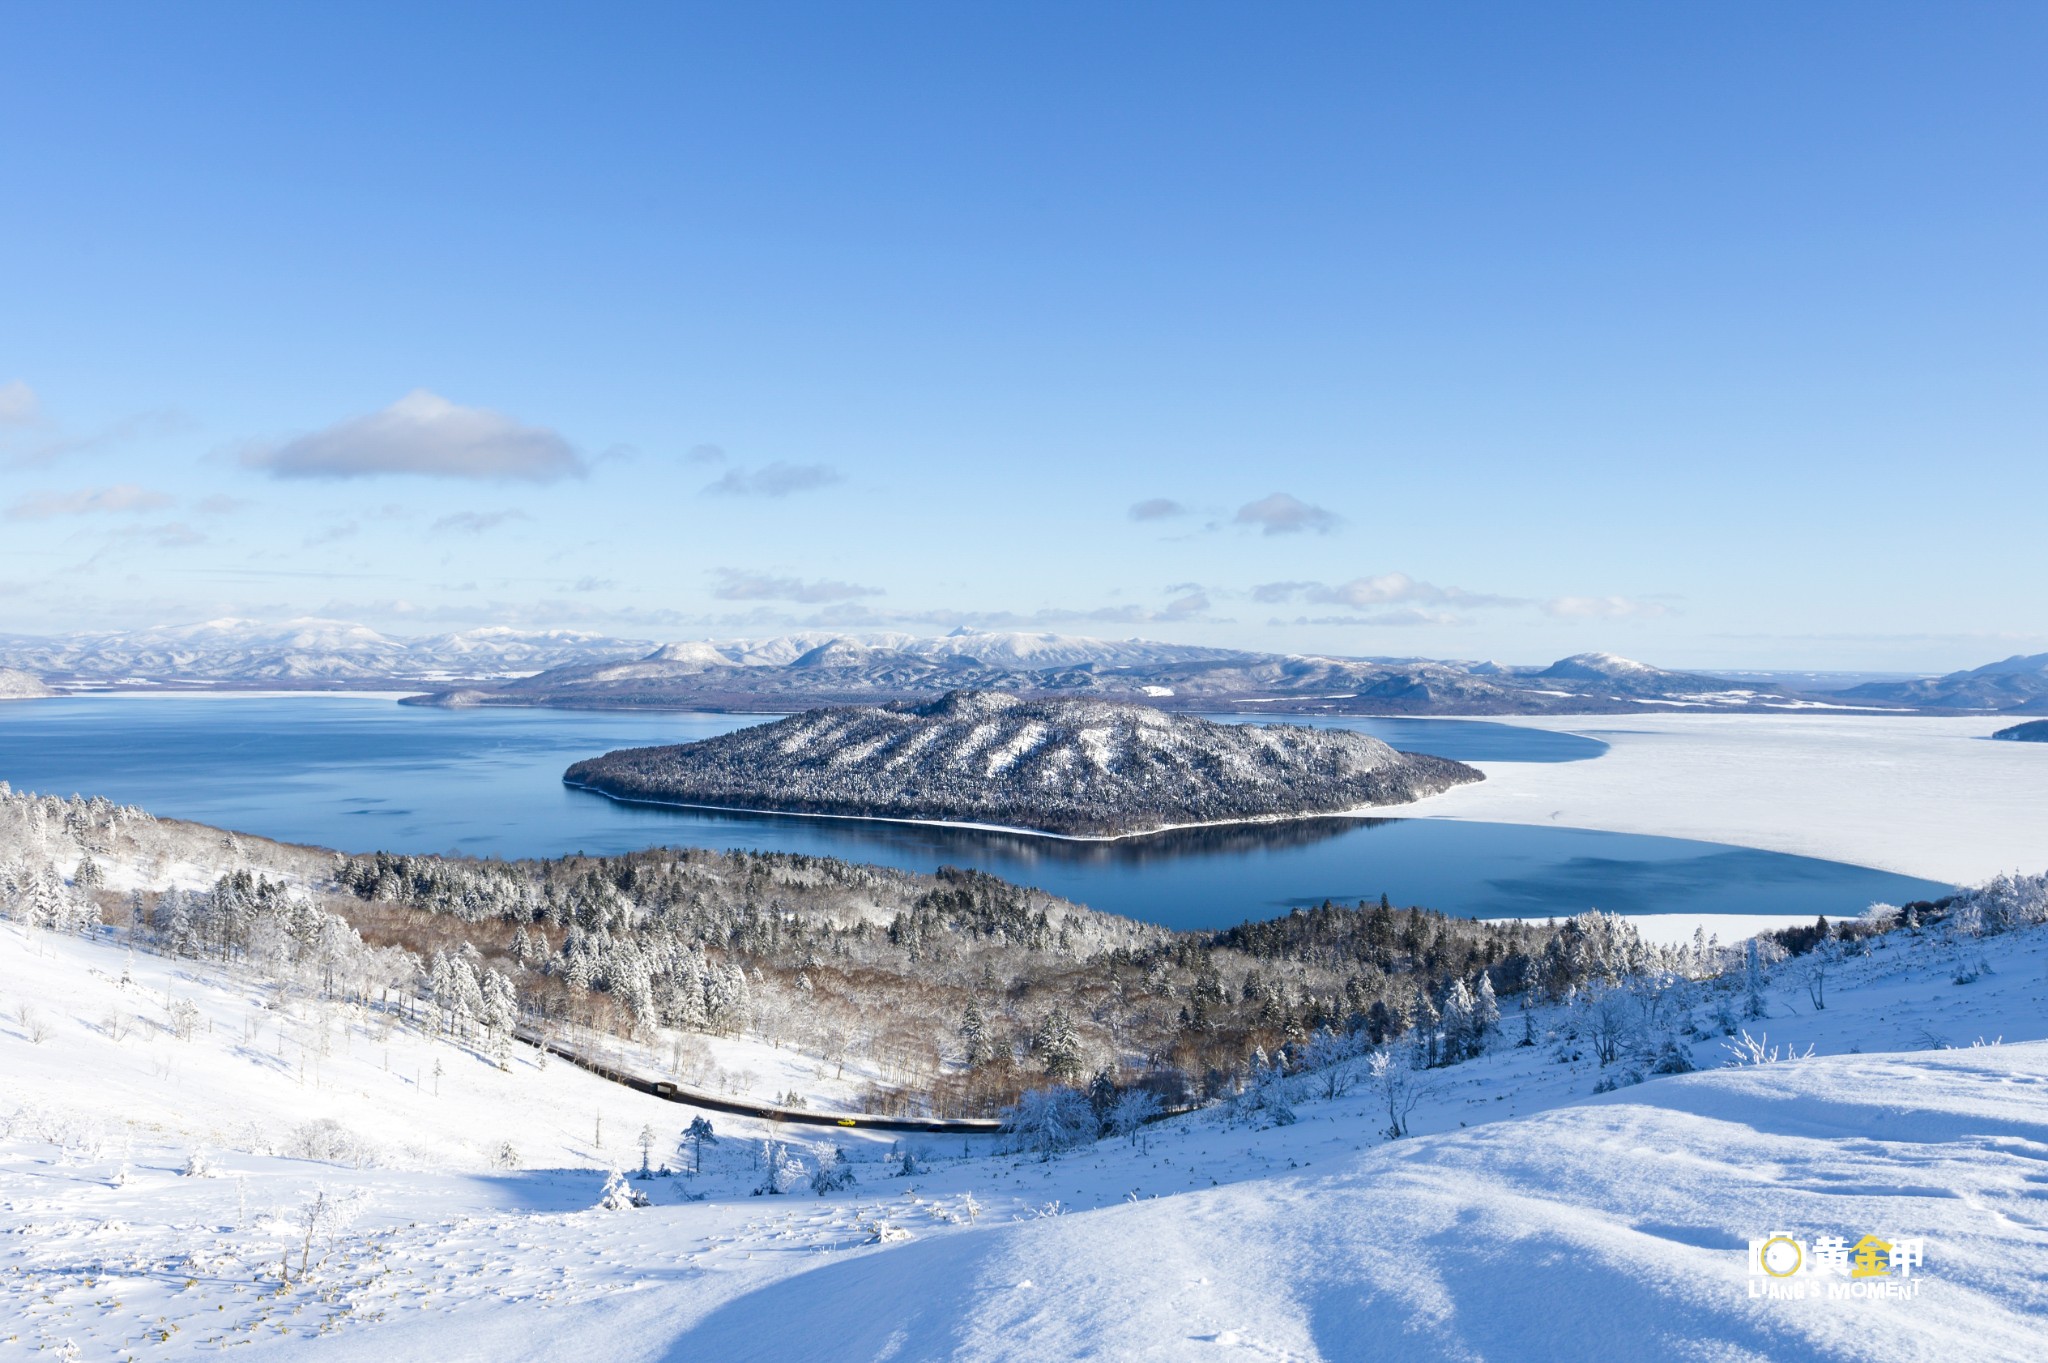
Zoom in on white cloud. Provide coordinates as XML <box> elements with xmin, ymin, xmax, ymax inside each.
<box><xmin>0</xmin><ymin>380</ymin><xmax>39</xmax><ymax>426</ymax></box>
<box><xmin>1543</xmin><ymin>595</ymin><xmax>1673</xmax><ymax>620</ymax></box>
<box><xmin>243</xmin><ymin>390</ymin><xmax>585</xmax><ymax>482</ymax></box>
<box><xmin>1255</xmin><ymin>574</ymin><xmax>1522</xmax><ymax>609</ymax></box>
<box><xmin>5</xmin><ymin>484</ymin><xmax>174</xmax><ymax>520</ymax></box>
<box><xmin>1232</xmin><ymin>492</ymin><xmax>1341</xmax><ymax>536</ymax></box>
<box><xmin>703</xmin><ymin>461</ymin><xmax>842</xmax><ymax>497</ymax></box>
<box><xmin>1128</xmin><ymin>497</ymin><xmax>1188</xmax><ymax>521</ymax></box>
<box><xmin>1276</xmin><ymin>608</ymin><xmax>1467</xmax><ymax>628</ymax></box>
<box><xmin>712</xmin><ymin>569</ymin><xmax>883</xmax><ymax>603</ymax></box>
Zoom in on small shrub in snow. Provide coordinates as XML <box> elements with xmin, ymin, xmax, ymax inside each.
<box><xmin>287</xmin><ymin>1117</ymin><xmax>376</xmax><ymax>1169</ymax></box>
<box><xmin>1649</xmin><ymin>1036</ymin><xmax>1696</xmax><ymax>1075</ymax></box>
<box><xmin>287</xmin><ymin>1186</ymin><xmax>362</xmax><ymax>1282</ymax></box>
<box><xmin>890</xmin><ymin>1145</ymin><xmax>929</xmax><ymax>1177</ymax></box>
<box><xmin>1225</xmin><ymin>1064</ymin><xmax>1296</xmax><ymax>1128</ymax></box>
<box><xmin>596</xmin><ymin>1169</ymin><xmax>648</xmax><ymax>1210</ymax></box>
<box><xmin>1722</xmin><ymin>1030</ymin><xmax>1814</xmax><ymax>1066</ymax></box>
<box><xmin>1368</xmin><ymin>1046</ymin><xmax>1432</xmax><ymax>1139</ymax></box>
<box><xmin>182</xmin><ymin>1149</ymin><xmax>216</xmax><ymax>1178</ymax></box>
<box><xmin>491</xmin><ymin>1141</ymin><xmax>520</xmax><ymax>1170</ymax></box>
<box><xmin>164</xmin><ymin>997</ymin><xmax>203</xmax><ymax>1041</ymax></box>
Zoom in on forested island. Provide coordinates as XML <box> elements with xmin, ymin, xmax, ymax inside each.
<box><xmin>562</xmin><ymin>689</ymin><xmax>1482</xmax><ymax>837</ymax></box>
<box><xmin>1992</xmin><ymin>720</ymin><xmax>2048</xmax><ymax>742</ymax></box>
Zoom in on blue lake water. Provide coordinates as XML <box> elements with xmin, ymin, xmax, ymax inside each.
<box><xmin>0</xmin><ymin>695</ymin><xmax>1951</xmax><ymax>931</ymax></box>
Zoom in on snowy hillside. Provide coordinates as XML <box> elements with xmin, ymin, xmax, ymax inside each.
<box><xmin>5</xmin><ymin>882</ymin><xmax>2047</xmax><ymax>1359</ymax></box>
<box><xmin>563</xmin><ymin>689</ymin><xmax>1483</xmax><ymax>836</ymax></box>
<box><xmin>0</xmin><ymin>667</ymin><xmax>54</xmax><ymax>699</ymax></box>
<box><xmin>1844</xmin><ymin>651</ymin><xmax>2048</xmax><ymax>712</ymax></box>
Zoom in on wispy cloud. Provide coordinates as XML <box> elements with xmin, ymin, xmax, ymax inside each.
<box><xmin>6</xmin><ymin>484</ymin><xmax>174</xmax><ymax>521</ymax></box>
<box><xmin>102</xmin><ymin>522</ymin><xmax>206</xmax><ymax>550</ymax></box>
<box><xmin>1258</xmin><ymin>573</ymin><xmax>1525</xmax><ymax>610</ymax></box>
<box><xmin>0</xmin><ymin>386</ymin><xmax>194</xmax><ymax>469</ymax></box>
<box><xmin>1128</xmin><ymin>497</ymin><xmax>1188</xmax><ymax>521</ymax></box>
<box><xmin>1233</xmin><ymin>492</ymin><xmax>1341</xmax><ymax>536</ymax></box>
<box><xmin>196</xmin><ymin>494</ymin><xmax>252</xmax><ymax>515</ymax></box>
<box><xmin>1543</xmin><ymin>595</ymin><xmax>1673</xmax><ymax>620</ymax></box>
<box><xmin>243</xmin><ymin>390</ymin><xmax>585</xmax><ymax>482</ymax></box>
<box><xmin>431</xmin><ymin>509</ymin><xmax>531</xmax><ymax>535</ymax></box>
<box><xmin>1273</xmin><ymin>609</ymin><xmax>1467</xmax><ymax>628</ymax></box>
<box><xmin>712</xmin><ymin>569</ymin><xmax>884</xmax><ymax>603</ymax></box>
<box><xmin>685</xmin><ymin>443</ymin><xmax>727</xmax><ymax>465</ymax></box>
<box><xmin>703</xmin><ymin>461</ymin><xmax>842</xmax><ymax>498</ymax></box>
<box><xmin>302</xmin><ymin>522</ymin><xmax>360</xmax><ymax>548</ymax></box>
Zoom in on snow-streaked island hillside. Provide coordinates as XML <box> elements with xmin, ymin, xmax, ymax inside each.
<box><xmin>562</xmin><ymin>689</ymin><xmax>1483</xmax><ymax>837</ymax></box>
<box><xmin>4</xmin><ymin>781</ymin><xmax>2048</xmax><ymax>1358</ymax></box>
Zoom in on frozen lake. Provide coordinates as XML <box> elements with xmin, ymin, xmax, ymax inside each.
<box><xmin>0</xmin><ymin>695</ymin><xmax>1953</xmax><ymax>930</ymax></box>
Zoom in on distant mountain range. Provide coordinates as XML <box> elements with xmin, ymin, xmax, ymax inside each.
<box><xmin>563</xmin><ymin>689</ymin><xmax>1483</xmax><ymax>837</ymax></box>
<box><xmin>1839</xmin><ymin>653</ymin><xmax>2048</xmax><ymax>713</ymax></box>
<box><xmin>409</xmin><ymin>634</ymin><xmax>1826</xmax><ymax>716</ymax></box>
<box><xmin>2</xmin><ymin>617</ymin><xmax>2040</xmax><ymax>715</ymax></box>
<box><xmin>0</xmin><ymin>618</ymin><xmax>652</xmax><ymax>685</ymax></box>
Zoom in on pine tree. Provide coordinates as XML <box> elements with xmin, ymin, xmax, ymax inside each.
<box><xmin>681</xmin><ymin>1116</ymin><xmax>717</xmax><ymax>1175</ymax></box>
<box><xmin>960</xmin><ymin>999</ymin><xmax>995</xmax><ymax>1068</ymax></box>
<box><xmin>1031</xmin><ymin>1004</ymin><xmax>1083</xmax><ymax>1082</ymax></box>
<box><xmin>1473</xmin><ymin>974</ymin><xmax>1501</xmax><ymax>1044</ymax></box>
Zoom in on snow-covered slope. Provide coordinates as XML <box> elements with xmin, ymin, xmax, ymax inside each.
<box><xmin>6</xmin><ymin>909</ymin><xmax>2047</xmax><ymax>1361</ymax></box>
<box><xmin>564</xmin><ymin>690</ymin><xmax>1483</xmax><ymax>836</ymax></box>
<box><xmin>0</xmin><ymin>666</ymin><xmax>54</xmax><ymax>699</ymax></box>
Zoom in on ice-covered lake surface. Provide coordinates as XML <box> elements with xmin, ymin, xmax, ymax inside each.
<box><xmin>0</xmin><ymin>694</ymin><xmax>1956</xmax><ymax>929</ymax></box>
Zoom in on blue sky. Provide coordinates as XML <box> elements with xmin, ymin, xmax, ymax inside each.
<box><xmin>2</xmin><ymin>2</ymin><xmax>2042</xmax><ymax>670</ymax></box>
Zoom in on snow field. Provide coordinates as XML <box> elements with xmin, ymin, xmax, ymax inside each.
<box><xmin>1404</xmin><ymin>712</ymin><xmax>2048</xmax><ymax>886</ymax></box>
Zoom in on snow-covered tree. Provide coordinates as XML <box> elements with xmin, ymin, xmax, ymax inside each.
<box><xmin>810</xmin><ymin>1146</ymin><xmax>858</xmax><ymax>1195</ymax></box>
<box><xmin>1105</xmin><ymin>1087</ymin><xmax>1162</xmax><ymax>1145</ymax></box>
<box><xmin>1000</xmin><ymin>1085</ymin><xmax>1096</xmax><ymax>1159</ymax></box>
<box><xmin>596</xmin><ymin>1169</ymin><xmax>648</xmax><ymax>1210</ymax></box>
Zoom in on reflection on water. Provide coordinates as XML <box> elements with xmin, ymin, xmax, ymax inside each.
<box><xmin>0</xmin><ymin>695</ymin><xmax>1947</xmax><ymax>930</ymax></box>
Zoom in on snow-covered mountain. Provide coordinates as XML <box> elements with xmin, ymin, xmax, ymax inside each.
<box><xmin>414</xmin><ymin>635</ymin><xmax>1795</xmax><ymax>716</ymax></box>
<box><xmin>1842</xmin><ymin>652</ymin><xmax>2048</xmax><ymax>712</ymax></box>
<box><xmin>0</xmin><ymin>617</ymin><xmax>653</xmax><ymax>684</ymax></box>
<box><xmin>564</xmin><ymin>690</ymin><xmax>1482</xmax><ymax>836</ymax></box>
<box><xmin>0</xmin><ymin>617</ymin><xmax>1855</xmax><ymax>713</ymax></box>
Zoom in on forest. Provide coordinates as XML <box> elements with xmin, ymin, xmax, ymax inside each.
<box><xmin>7</xmin><ymin>781</ymin><xmax>2022</xmax><ymax>1125</ymax></box>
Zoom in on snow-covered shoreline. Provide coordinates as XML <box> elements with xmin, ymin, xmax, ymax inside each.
<box><xmin>563</xmin><ymin>776</ymin><xmax>1470</xmax><ymax>845</ymax></box>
